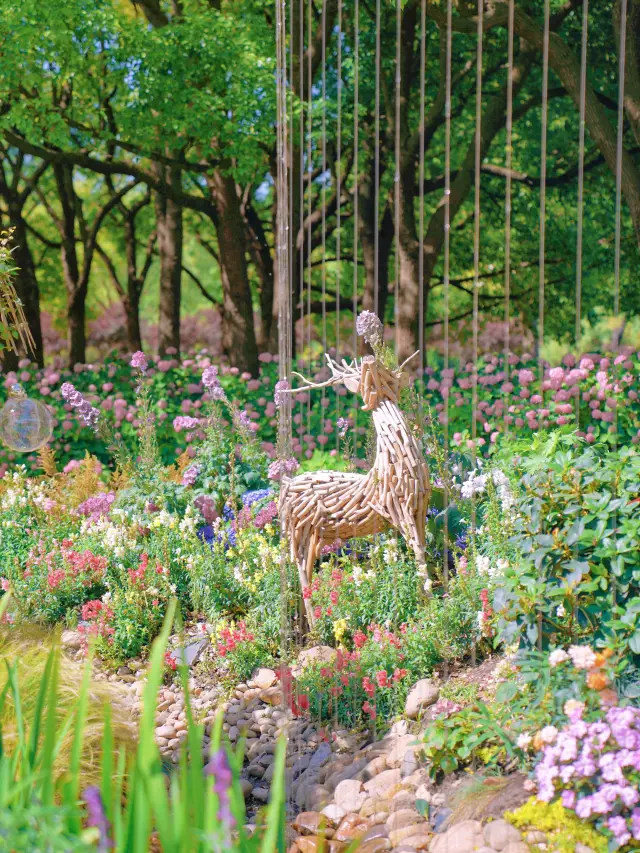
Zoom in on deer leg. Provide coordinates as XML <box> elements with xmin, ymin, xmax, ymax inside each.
<box><xmin>296</xmin><ymin>526</ymin><xmax>316</xmax><ymax>627</ymax></box>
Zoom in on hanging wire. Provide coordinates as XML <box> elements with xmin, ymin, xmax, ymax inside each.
<box><xmin>393</xmin><ymin>0</ymin><xmax>401</xmax><ymax>358</ymax></box>
<box><xmin>470</xmin><ymin>0</ymin><xmax>484</xmax><ymax>669</ymax></box>
<box><xmin>306</xmin><ymin>0</ymin><xmax>313</xmax><ymax>446</ymax></box>
<box><xmin>537</xmin><ymin>0</ymin><xmax>551</xmax><ymax>653</ymax></box>
<box><xmin>298</xmin><ymin>0</ymin><xmax>305</xmax><ymax>458</ymax></box>
<box><xmin>442</xmin><ymin>0</ymin><xmax>452</xmax><ymax>595</ymax></box>
<box><xmin>418</xmin><ymin>0</ymin><xmax>426</xmax><ymax>382</ymax></box>
<box><xmin>374</xmin><ymin>0</ymin><xmax>381</xmax><ymax>316</ymax></box>
<box><xmin>612</xmin><ymin>0</ymin><xmax>628</xmax><ymax>641</ymax></box>
<box><xmin>352</xmin><ymin>0</ymin><xmax>359</xmax><ymax>441</ymax></box>
<box><xmin>503</xmin><ymin>0</ymin><xmax>514</xmax><ymax>436</ymax></box>
<box><xmin>614</xmin><ymin>0</ymin><xmax>628</xmax><ymax>318</ymax></box>
<box><xmin>336</xmin><ymin>0</ymin><xmax>343</xmax><ymax>451</ymax></box>
<box><xmin>575</xmin><ymin>0</ymin><xmax>589</xmax><ymax>349</ymax></box>
<box><xmin>538</xmin><ymin>0</ymin><xmax>550</xmax><ymax>397</ymax></box>
<box><xmin>321</xmin><ymin>0</ymin><xmax>328</xmax><ymax>358</ymax></box>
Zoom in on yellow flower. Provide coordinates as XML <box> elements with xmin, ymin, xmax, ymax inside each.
<box><xmin>333</xmin><ymin>618</ymin><xmax>348</xmax><ymax>642</ymax></box>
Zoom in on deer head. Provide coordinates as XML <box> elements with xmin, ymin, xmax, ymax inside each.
<box><xmin>287</xmin><ymin>352</ymin><xmax>418</xmax><ymax>411</ymax></box>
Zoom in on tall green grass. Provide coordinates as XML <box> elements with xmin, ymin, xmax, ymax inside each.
<box><xmin>0</xmin><ymin>598</ymin><xmax>287</xmax><ymax>852</ymax></box>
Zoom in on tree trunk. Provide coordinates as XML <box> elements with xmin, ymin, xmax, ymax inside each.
<box><xmin>208</xmin><ymin>168</ymin><xmax>259</xmax><ymax>375</ymax></box>
<box><xmin>123</xmin><ymin>290</ymin><xmax>143</xmax><ymax>352</ymax></box>
<box><xmin>154</xmin><ymin>166</ymin><xmax>183</xmax><ymax>355</ymax></box>
<box><xmin>53</xmin><ymin>164</ymin><xmax>87</xmax><ymax>366</ymax></box>
<box><xmin>396</xmin><ymin>148</ymin><xmax>423</xmax><ymax>362</ymax></box>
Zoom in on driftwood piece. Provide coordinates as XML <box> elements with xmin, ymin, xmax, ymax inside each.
<box><xmin>279</xmin><ymin>353</ymin><xmax>431</xmax><ymax>624</ymax></box>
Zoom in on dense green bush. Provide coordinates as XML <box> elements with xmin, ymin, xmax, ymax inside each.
<box><xmin>493</xmin><ymin>434</ymin><xmax>640</xmax><ymax>667</ymax></box>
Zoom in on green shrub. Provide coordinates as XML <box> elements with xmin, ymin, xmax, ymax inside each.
<box><xmin>493</xmin><ymin>434</ymin><xmax>640</xmax><ymax>668</ymax></box>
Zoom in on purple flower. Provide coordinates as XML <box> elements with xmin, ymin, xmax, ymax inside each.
<box><xmin>61</xmin><ymin>382</ymin><xmax>100</xmax><ymax>430</ymax></box>
<box><xmin>268</xmin><ymin>457</ymin><xmax>299</xmax><ymax>481</ymax></box>
<box><xmin>130</xmin><ymin>351</ymin><xmax>148</xmax><ymax>373</ymax></box>
<box><xmin>173</xmin><ymin>415</ymin><xmax>201</xmax><ymax>432</ymax></box>
<box><xmin>237</xmin><ymin>409</ymin><xmax>252</xmax><ymax>429</ymax></box>
<box><xmin>77</xmin><ymin>492</ymin><xmax>115</xmax><ymax>523</ymax></box>
<box><xmin>204</xmin><ymin>749</ymin><xmax>235</xmax><ymax>825</ymax></box>
<box><xmin>182</xmin><ymin>465</ymin><xmax>200</xmax><ymax>487</ymax></box>
<box><xmin>255</xmin><ymin>501</ymin><xmax>278</xmax><ymax>529</ymax></box>
<box><xmin>274</xmin><ymin>379</ymin><xmax>289</xmax><ymax>409</ymax></box>
<box><xmin>337</xmin><ymin>416</ymin><xmax>351</xmax><ymax>437</ymax></box>
<box><xmin>202</xmin><ymin>366</ymin><xmax>219</xmax><ymax>389</ymax></box>
<box><xmin>356</xmin><ymin>310</ymin><xmax>383</xmax><ymax>344</ymax></box>
<box><xmin>83</xmin><ymin>786</ymin><xmax>113</xmax><ymax>851</ymax></box>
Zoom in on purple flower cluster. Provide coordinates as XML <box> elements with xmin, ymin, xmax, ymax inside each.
<box><xmin>83</xmin><ymin>786</ymin><xmax>113</xmax><ymax>851</ymax></box>
<box><xmin>202</xmin><ymin>365</ymin><xmax>226</xmax><ymax>401</ymax></box>
<box><xmin>77</xmin><ymin>491</ymin><xmax>116</xmax><ymax>522</ymax></box>
<box><xmin>267</xmin><ymin>457</ymin><xmax>299</xmax><ymax>481</ymax></box>
<box><xmin>535</xmin><ymin>704</ymin><xmax>640</xmax><ymax>846</ymax></box>
<box><xmin>203</xmin><ymin>749</ymin><xmax>234</xmax><ymax>825</ymax></box>
<box><xmin>61</xmin><ymin>382</ymin><xmax>100</xmax><ymax>429</ymax></box>
<box><xmin>130</xmin><ymin>351</ymin><xmax>148</xmax><ymax>373</ymax></box>
<box><xmin>173</xmin><ymin>415</ymin><xmax>201</xmax><ymax>432</ymax></box>
<box><xmin>356</xmin><ymin>310</ymin><xmax>383</xmax><ymax>344</ymax></box>
<box><xmin>255</xmin><ymin>500</ymin><xmax>278</xmax><ymax>529</ymax></box>
<box><xmin>182</xmin><ymin>464</ymin><xmax>200</xmax><ymax>487</ymax></box>
<box><xmin>337</xmin><ymin>416</ymin><xmax>351</xmax><ymax>437</ymax></box>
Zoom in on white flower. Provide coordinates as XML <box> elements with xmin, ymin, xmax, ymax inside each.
<box><xmin>549</xmin><ymin>649</ymin><xmax>570</xmax><ymax>667</ymax></box>
<box><xmin>476</xmin><ymin>555</ymin><xmax>490</xmax><ymax>575</ymax></box>
<box><xmin>517</xmin><ymin>733</ymin><xmax>532</xmax><ymax>750</ymax></box>
<box><xmin>461</xmin><ymin>471</ymin><xmax>487</xmax><ymax>499</ymax></box>
<box><xmin>423</xmin><ymin>577</ymin><xmax>433</xmax><ymax>593</ymax></box>
<box><xmin>477</xmin><ymin>611</ymin><xmax>485</xmax><ymax>629</ymax></box>
<box><xmin>539</xmin><ymin>725</ymin><xmax>558</xmax><ymax>744</ymax></box>
<box><xmin>563</xmin><ymin>699</ymin><xmax>585</xmax><ymax>718</ymax></box>
<box><xmin>556</xmin><ymin>604</ymin><xmax>566</xmax><ymax>617</ymax></box>
<box><xmin>568</xmin><ymin>645</ymin><xmax>596</xmax><ymax>670</ymax></box>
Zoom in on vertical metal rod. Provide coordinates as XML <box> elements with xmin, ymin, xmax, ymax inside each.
<box><xmin>503</xmin><ymin>0</ymin><xmax>514</xmax><ymax>437</ymax></box>
<box><xmin>614</xmin><ymin>0</ymin><xmax>628</xmax><ymax>319</ymax></box>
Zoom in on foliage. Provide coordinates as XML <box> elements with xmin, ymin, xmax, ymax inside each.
<box><xmin>492</xmin><ymin>434</ymin><xmax>640</xmax><ymax>664</ymax></box>
<box><xmin>0</xmin><ymin>599</ymin><xmax>288</xmax><ymax>852</ymax></box>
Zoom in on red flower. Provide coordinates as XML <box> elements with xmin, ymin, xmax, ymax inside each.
<box><xmin>303</xmin><ymin>586</ymin><xmax>312</xmax><ymax>600</ymax></box>
<box><xmin>353</xmin><ymin>631</ymin><xmax>367</xmax><ymax>649</ymax></box>
<box><xmin>326</xmin><ymin>606</ymin><xmax>333</xmax><ymax>616</ymax></box>
<box><xmin>340</xmin><ymin>675</ymin><xmax>349</xmax><ymax>686</ymax></box>
<box><xmin>375</xmin><ymin>670</ymin><xmax>388</xmax><ymax>688</ymax></box>
<box><xmin>320</xmin><ymin>667</ymin><xmax>332</xmax><ymax>679</ymax></box>
<box><xmin>393</xmin><ymin>667</ymin><xmax>408</xmax><ymax>682</ymax></box>
<box><xmin>362</xmin><ymin>700</ymin><xmax>377</xmax><ymax>720</ymax></box>
<box><xmin>362</xmin><ymin>677</ymin><xmax>375</xmax><ymax>697</ymax></box>
<box><xmin>298</xmin><ymin>693</ymin><xmax>310</xmax><ymax>712</ymax></box>
<box><xmin>330</xmin><ymin>590</ymin><xmax>338</xmax><ymax>605</ymax></box>
<box><xmin>314</xmin><ymin>606</ymin><xmax>322</xmax><ymax>619</ymax></box>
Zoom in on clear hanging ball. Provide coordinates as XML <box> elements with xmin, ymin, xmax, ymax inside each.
<box><xmin>0</xmin><ymin>384</ymin><xmax>53</xmax><ymax>452</ymax></box>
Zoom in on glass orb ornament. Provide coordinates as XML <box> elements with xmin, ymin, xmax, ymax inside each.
<box><xmin>0</xmin><ymin>384</ymin><xmax>53</xmax><ymax>452</ymax></box>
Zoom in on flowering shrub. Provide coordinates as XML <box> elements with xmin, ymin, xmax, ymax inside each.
<box><xmin>7</xmin><ymin>539</ymin><xmax>107</xmax><ymax>623</ymax></box>
<box><xmin>211</xmin><ymin>619</ymin><xmax>275</xmax><ymax>683</ymax></box>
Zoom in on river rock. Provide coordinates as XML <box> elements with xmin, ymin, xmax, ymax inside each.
<box><xmin>358</xmin><ymin>840</ymin><xmax>391</xmax><ymax>853</ymax></box>
<box><xmin>251</xmin><ymin>667</ymin><xmax>277</xmax><ymax>689</ymax></box>
<box><xmin>292</xmin><ymin>811</ymin><xmax>335</xmax><ymax>837</ymax></box>
<box><xmin>334</xmin><ymin>779</ymin><xmax>367</xmax><ymax>813</ymax></box>
<box><xmin>156</xmin><ymin>725</ymin><xmax>176</xmax><ymax>739</ymax></box>
<box><xmin>363</xmin><ymin>768</ymin><xmax>402</xmax><ymax>799</ymax></box>
<box><xmin>404</xmin><ymin>680</ymin><xmax>439</xmax><ymax>719</ymax></box>
<box><xmin>322</xmin><ymin>804</ymin><xmax>346</xmax><ymax>823</ymax></box>
<box><xmin>483</xmin><ymin>819</ymin><xmax>522</xmax><ymax>851</ymax></box>
<box><xmin>429</xmin><ymin>820</ymin><xmax>484</xmax><ymax>853</ymax></box>
<box><xmin>61</xmin><ymin>630</ymin><xmax>83</xmax><ymax>650</ymax></box>
<box><xmin>292</xmin><ymin>646</ymin><xmax>337</xmax><ymax>677</ymax></box>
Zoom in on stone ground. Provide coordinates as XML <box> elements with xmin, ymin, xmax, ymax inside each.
<box><xmin>61</xmin><ymin>631</ymin><xmax>597</xmax><ymax>853</ymax></box>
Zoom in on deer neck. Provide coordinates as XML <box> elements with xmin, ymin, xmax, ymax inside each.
<box><xmin>370</xmin><ymin>399</ymin><xmax>422</xmax><ymax>476</ymax></box>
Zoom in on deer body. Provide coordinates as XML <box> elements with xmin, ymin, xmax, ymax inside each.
<box><xmin>280</xmin><ymin>354</ymin><xmax>430</xmax><ymax>624</ymax></box>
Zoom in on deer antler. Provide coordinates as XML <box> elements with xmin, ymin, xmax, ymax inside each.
<box><xmin>398</xmin><ymin>351</ymin><xmax>420</xmax><ymax>371</ymax></box>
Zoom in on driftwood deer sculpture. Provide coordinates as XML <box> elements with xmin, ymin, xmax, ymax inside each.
<box><xmin>280</xmin><ymin>353</ymin><xmax>430</xmax><ymax>624</ymax></box>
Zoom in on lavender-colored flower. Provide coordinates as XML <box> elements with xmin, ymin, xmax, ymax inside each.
<box><xmin>173</xmin><ymin>415</ymin><xmax>201</xmax><ymax>432</ymax></box>
<box><xmin>274</xmin><ymin>379</ymin><xmax>290</xmax><ymax>408</ymax></box>
<box><xmin>204</xmin><ymin>749</ymin><xmax>235</xmax><ymax>825</ymax></box>
<box><xmin>337</xmin><ymin>416</ymin><xmax>351</xmax><ymax>437</ymax></box>
<box><xmin>202</xmin><ymin>366</ymin><xmax>219</xmax><ymax>388</ymax></box>
<box><xmin>237</xmin><ymin>409</ymin><xmax>252</xmax><ymax>429</ymax></box>
<box><xmin>268</xmin><ymin>457</ymin><xmax>300</xmax><ymax>481</ymax></box>
<box><xmin>194</xmin><ymin>495</ymin><xmax>218</xmax><ymax>524</ymax></box>
<box><xmin>83</xmin><ymin>786</ymin><xmax>113</xmax><ymax>851</ymax></box>
<box><xmin>61</xmin><ymin>382</ymin><xmax>100</xmax><ymax>430</ymax></box>
<box><xmin>255</xmin><ymin>501</ymin><xmax>278</xmax><ymax>529</ymax></box>
<box><xmin>356</xmin><ymin>310</ymin><xmax>383</xmax><ymax>344</ymax></box>
<box><xmin>77</xmin><ymin>492</ymin><xmax>115</xmax><ymax>523</ymax></box>
<box><xmin>210</xmin><ymin>384</ymin><xmax>226</xmax><ymax>402</ymax></box>
<box><xmin>130</xmin><ymin>351</ymin><xmax>148</xmax><ymax>373</ymax></box>
<box><xmin>182</xmin><ymin>465</ymin><xmax>200</xmax><ymax>487</ymax></box>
